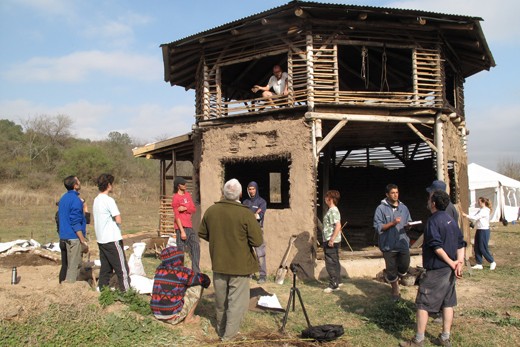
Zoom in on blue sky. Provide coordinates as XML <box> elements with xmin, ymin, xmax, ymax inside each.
<box><xmin>1</xmin><ymin>0</ymin><xmax>518</xmax><ymax>170</ymax></box>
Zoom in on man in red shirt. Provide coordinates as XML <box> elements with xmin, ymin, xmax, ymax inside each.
<box><xmin>171</xmin><ymin>177</ymin><xmax>200</xmax><ymax>273</ymax></box>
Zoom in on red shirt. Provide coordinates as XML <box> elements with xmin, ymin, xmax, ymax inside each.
<box><xmin>171</xmin><ymin>192</ymin><xmax>196</xmax><ymax>229</ymax></box>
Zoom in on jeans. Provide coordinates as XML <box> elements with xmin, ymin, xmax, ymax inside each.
<box><xmin>176</xmin><ymin>227</ymin><xmax>201</xmax><ymax>273</ymax></box>
<box><xmin>474</xmin><ymin>229</ymin><xmax>494</xmax><ymax>264</ymax></box>
<box><xmin>323</xmin><ymin>242</ymin><xmax>341</xmax><ymax>288</ymax></box>
<box><xmin>383</xmin><ymin>250</ymin><xmax>410</xmax><ymax>282</ymax></box>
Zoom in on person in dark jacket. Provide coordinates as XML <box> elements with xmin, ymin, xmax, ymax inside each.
<box><xmin>400</xmin><ymin>190</ymin><xmax>465</xmax><ymax>347</ymax></box>
<box><xmin>199</xmin><ymin>178</ymin><xmax>263</xmax><ymax>341</ymax></box>
<box><xmin>150</xmin><ymin>246</ymin><xmax>210</xmax><ymax>325</ymax></box>
<box><xmin>426</xmin><ymin>180</ymin><xmax>459</xmax><ymax>226</ymax></box>
<box><xmin>242</xmin><ymin>181</ymin><xmax>268</xmax><ymax>284</ymax></box>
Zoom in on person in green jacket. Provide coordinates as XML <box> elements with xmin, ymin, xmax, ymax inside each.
<box><xmin>199</xmin><ymin>178</ymin><xmax>263</xmax><ymax>341</ymax></box>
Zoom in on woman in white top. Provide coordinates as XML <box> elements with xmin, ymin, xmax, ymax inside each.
<box><xmin>463</xmin><ymin>197</ymin><xmax>496</xmax><ymax>270</ymax></box>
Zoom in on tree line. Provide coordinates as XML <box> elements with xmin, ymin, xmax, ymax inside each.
<box><xmin>0</xmin><ymin>115</ymin><xmax>157</xmax><ymax>187</ymax></box>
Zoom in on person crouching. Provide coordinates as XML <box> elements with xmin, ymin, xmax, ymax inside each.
<box><xmin>150</xmin><ymin>246</ymin><xmax>211</xmax><ymax>325</ymax></box>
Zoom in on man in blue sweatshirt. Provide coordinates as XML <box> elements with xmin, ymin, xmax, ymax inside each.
<box><xmin>243</xmin><ymin>181</ymin><xmax>267</xmax><ymax>284</ymax></box>
<box><xmin>58</xmin><ymin>176</ymin><xmax>88</xmax><ymax>283</ymax></box>
<box><xmin>373</xmin><ymin>183</ymin><xmax>412</xmax><ymax>300</ymax></box>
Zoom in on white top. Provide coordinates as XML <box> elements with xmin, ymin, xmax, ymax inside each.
<box><xmin>268</xmin><ymin>72</ymin><xmax>288</xmax><ymax>95</ymax></box>
<box><xmin>93</xmin><ymin>193</ymin><xmax>122</xmax><ymax>244</ymax></box>
<box><xmin>468</xmin><ymin>206</ymin><xmax>490</xmax><ymax>229</ymax></box>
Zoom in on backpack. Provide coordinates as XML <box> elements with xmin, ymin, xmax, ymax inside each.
<box><xmin>301</xmin><ymin>324</ymin><xmax>344</xmax><ymax>342</ymax></box>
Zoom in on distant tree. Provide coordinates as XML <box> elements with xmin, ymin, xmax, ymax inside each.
<box><xmin>0</xmin><ymin>119</ymin><xmax>26</xmax><ymax>178</ymax></box>
<box><xmin>58</xmin><ymin>144</ymin><xmax>113</xmax><ymax>183</ymax></box>
<box><xmin>497</xmin><ymin>157</ymin><xmax>520</xmax><ymax>181</ymax></box>
<box><xmin>22</xmin><ymin>114</ymin><xmax>73</xmax><ymax>172</ymax></box>
<box><xmin>108</xmin><ymin>131</ymin><xmax>132</xmax><ymax>147</ymax></box>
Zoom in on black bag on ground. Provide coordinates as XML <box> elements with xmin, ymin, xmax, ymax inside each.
<box><xmin>301</xmin><ymin>324</ymin><xmax>344</xmax><ymax>342</ymax></box>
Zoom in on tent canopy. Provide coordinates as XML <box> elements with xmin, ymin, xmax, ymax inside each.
<box><xmin>468</xmin><ymin>163</ymin><xmax>520</xmax><ymax>222</ymax></box>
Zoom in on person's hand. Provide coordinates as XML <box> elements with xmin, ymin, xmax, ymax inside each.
<box><xmin>180</xmin><ymin>230</ymin><xmax>187</xmax><ymax>240</ymax></box>
<box><xmin>327</xmin><ymin>240</ymin><xmax>334</xmax><ymax>247</ymax></box>
<box><xmin>178</xmin><ymin>206</ymin><xmax>187</xmax><ymax>212</ymax></box>
<box><xmin>251</xmin><ymin>86</ymin><xmax>259</xmax><ymax>93</ymax></box>
<box><xmin>200</xmin><ymin>274</ymin><xmax>211</xmax><ymax>288</ymax></box>
<box><xmin>81</xmin><ymin>242</ymin><xmax>89</xmax><ymax>254</ymax></box>
<box><xmin>454</xmin><ymin>262</ymin><xmax>464</xmax><ymax>279</ymax></box>
<box><xmin>394</xmin><ymin>217</ymin><xmax>401</xmax><ymax>225</ymax></box>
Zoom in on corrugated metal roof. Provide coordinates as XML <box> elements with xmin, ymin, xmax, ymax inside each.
<box><xmin>163</xmin><ymin>0</ymin><xmax>483</xmax><ymax>47</ymax></box>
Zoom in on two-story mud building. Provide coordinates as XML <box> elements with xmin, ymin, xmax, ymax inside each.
<box><xmin>133</xmin><ymin>1</ymin><xmax>494</xmax><ymax>278</ymax></box>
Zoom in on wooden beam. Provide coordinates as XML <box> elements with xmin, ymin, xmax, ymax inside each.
<box><xmin>316</xmin><ymin>120</ymin><xmax>348</xmax><ymax>155</ymax></box>
<box><xmin>385</xmin><ymin>146</ymin><xmax>406</xmax><ymax>164</ymax></box>
<box><xmin>306</xmin><ymin>112</ymin><xmax>435</xmax><ymax>124</ymax></box>
<box><xmin>407</xmin><ymin>122</ymin><xmax>437</xmax><ymax>152</ymax></box>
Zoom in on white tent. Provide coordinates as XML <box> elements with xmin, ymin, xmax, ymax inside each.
<box><xmin>468</xmin><ymin>163</ymin><xmax>520</xmax><ymax>222</ymax></box>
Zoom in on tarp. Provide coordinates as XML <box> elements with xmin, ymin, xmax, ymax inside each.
<box><xmin>468</xmin><ymin>163</ymin><xmax>520</xmax><ymax>222</ymax></box>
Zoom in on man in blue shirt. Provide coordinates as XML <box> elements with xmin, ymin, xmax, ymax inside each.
<box><xmin>58</xmin><ymin>176</ymin><xmax>88</xmax><ymax>283</ymax></box>
<box><xmin>401</xmin><ymin>190</ymin><xmax>465</xmax><ymax>347</ymax></box>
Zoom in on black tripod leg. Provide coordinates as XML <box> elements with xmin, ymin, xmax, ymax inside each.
<box><xmin>295</xmin><ymin>288</ymin><xmax>312</xmax><ymax>328</ymax></box>
<box><xmin>280</xmin><ymin>288</ymin><xmax>295</xmax><ymax>332</ymax></box>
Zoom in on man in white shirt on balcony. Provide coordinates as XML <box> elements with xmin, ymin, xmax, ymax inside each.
<box><xmin>251</xmin><ymin>65</ymin><xmax>288</xmax><ymax>107</ymax></box>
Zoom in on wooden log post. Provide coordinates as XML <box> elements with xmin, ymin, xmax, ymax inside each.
<box><xmin>202</xmin><ymin>60</ymin><xmax>211</xmax><ymax>120</ymax></box>
<box><xmin>434</xmin><ymin>112</ymin><xmax>445</xmax><ymax>181</ymax></box>
<box><xmin>306</xmin><ymin>33</ymin><xmax>315</xmax><ymax>111</ymax></box>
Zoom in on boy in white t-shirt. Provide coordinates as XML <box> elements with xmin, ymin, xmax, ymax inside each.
<box><xmin>93</xmin><ymin>173</ymin><xmax>131</xmax><ymax>291</ymax></box>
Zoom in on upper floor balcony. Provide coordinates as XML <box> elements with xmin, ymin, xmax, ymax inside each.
<box><xmin>160</xmin><ymin>2</ymin><xmax>494</xmax><ymax>123</ymax></box>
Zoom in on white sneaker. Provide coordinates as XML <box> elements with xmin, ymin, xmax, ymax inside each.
<box><xmin>490</xmin><ymin>262</ymin><xmax>497</xmax><ymax>270</ymax></box>
<box><xmin>471</xmin><ymin>264</ymin><xmax>483</xmax><ymax>270</ymax></box>
<box><xmin>323</xmin><ymin>286</ymin><xmax>340</xmax><ymax>293</ymax></box>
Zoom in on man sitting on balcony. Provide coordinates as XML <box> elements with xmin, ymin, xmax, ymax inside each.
<box><xmin>251</xmin><ymin>65</ymin><xmax>288</xmax><ymax>108</ymax></box>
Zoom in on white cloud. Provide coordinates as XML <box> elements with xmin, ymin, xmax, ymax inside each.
<box><xmin>82</xmin><ymin>12</ymin><xmax>152</xmax><ymax>48</ymax></box>
<box><xmin>3</xmin><ymin>50</ymin><xmax>162</xmax><ymax>83</ymax></box>
<box><xmin>5</xmin><ymin>0</ymin><xmax>78</xmax><ymax>18</ymax></box>
<box><xmin>0</xmin><ymin>98</ymin><xmax>194</xmax><ymax>143</ymax></box>
<box><xmin>466</xmin><ymin>104</ymin><xmax>520</xmax><ymax>169</ymax></box>
<box><xmin>388</xmin><ymin>0</ymin><xmax>520</xmax><ymax>44</ymax></box>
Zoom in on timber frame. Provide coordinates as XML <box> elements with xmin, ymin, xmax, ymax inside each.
<box><xmin>134</xmin><ymin>1</ymin><xmax>494</xmax><ymax>276</ymax></box>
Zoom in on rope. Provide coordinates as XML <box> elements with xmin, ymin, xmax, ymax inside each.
<box><xmin>380</xmin><ymin>45</ymin><xmax>389</xmax><ymax>92</ymax></box>
<box><xmin>361</xmin><ymin>46</ymin><xmax>369</xmax><ymax>89</ymax></box>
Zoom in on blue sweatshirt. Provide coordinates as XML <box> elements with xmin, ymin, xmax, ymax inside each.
<box><xmin>423</xmin><ymin>210</ymin><xmax>466</xmax><ymax>270</ymax></box>
<box><xmin>242</xmin><ymin>181</ymin><xmax>267</xmax><ymax>228</ymax></box>
<box><xmin>373</xmin><ymin>199</ymin><xmax>411</xmax><ymax>252</ymax></box>
<box><xmin>58</xmin><ymin>190</ymin><xmax>86</xmax><ymax>240</ymax></box>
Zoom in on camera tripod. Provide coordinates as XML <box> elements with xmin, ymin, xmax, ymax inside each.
<box><xmin>280</xmin><ymin>264</ymin><xmax>312</xmax><ymax>332</ymax></box>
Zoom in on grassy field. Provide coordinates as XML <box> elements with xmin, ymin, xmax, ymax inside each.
<box><xmin>0</xmin><ymin>180</ymin><xmax>159</xmax><ymax>242</ymax></box>
<box><xmin>1</xmin><ymin>182</ymin><xmax>519</xmax><ymax>346</ymax></box>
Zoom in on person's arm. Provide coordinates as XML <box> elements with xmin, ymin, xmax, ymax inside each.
<box><xmin>185</xmin><ymin>194</ymin><xmax>197</xmax><ymax>214</ymax></box>
<box><xmin>283</xmin><ymin>73</ymin><xmax>289</xmax><ymax>95</ymax></box>
<box><xmin>247</xmin><ymin>214</ymin><xmax>264</xmax><ymax>247</ymax></box>
<box><xmin>256</xmin><ymin>198</ymin><xmax>267</xmax><ymax>220</ymax></box>
<box><xmin>172</xmin><ymin>195</ymin><xmax>187</xmax><ymax>239</ymax></box>
<box><xmin>328</xmin><ymin>221</ymin><xmax>342</xmax><ymax>247</ymax></box>
<box><xmin>463</xmin><ymin>208</ymin><xmax>483</xmax><ymax>222</ymax></box>
<box><xmin>198</xmin><ymin>215</ymin><xmax>209</xmax><ymax>241</ymax></box>
<box><xmin>433</xmin><ymin>247</ymin><xmax>463</xmax><ymax>276</ymax></box>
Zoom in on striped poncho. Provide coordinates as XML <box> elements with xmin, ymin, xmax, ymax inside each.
<box><xmin>150</xmin><ymin>246</ymin><xmax>209</xmax><ymax>320</ymax></box>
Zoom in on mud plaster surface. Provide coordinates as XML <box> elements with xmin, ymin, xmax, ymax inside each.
<box><xmin>198</xmin><ymin>118</ymin><xmax>317</xmax><ymax>276</ymax></box>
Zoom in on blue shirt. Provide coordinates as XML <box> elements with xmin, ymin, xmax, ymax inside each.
<box><xmin>423</xmin><ymin>210</ymin><xmax>465</xmax><ymax>270</ymax></box>
<box><xmin>58</xmin><ymin>190</ymin><xmax>86</xmax><ymax>240</ymax></box>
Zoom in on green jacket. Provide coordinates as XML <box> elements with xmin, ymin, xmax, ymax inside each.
<box><xmin>199</xmin><ymin>200</ymin><xmax>263</xmax><ymax>275</ymax></box>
